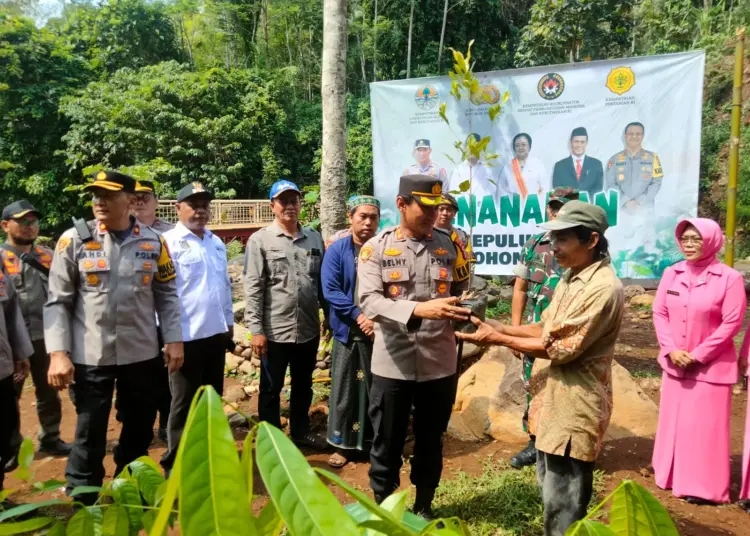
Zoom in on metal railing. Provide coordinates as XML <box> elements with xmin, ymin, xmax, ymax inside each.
<box><xmin>156</xmin><ymin>200</ymin><xmax>273</xmax><ymax>227</ymax></box>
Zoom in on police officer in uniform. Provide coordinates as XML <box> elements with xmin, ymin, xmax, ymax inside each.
<box><xmin>403</xmin><ymin>139</ymin><xmax>448</xmax><ymax>190</ymax></box>
<box><xmin>358</xmin><ymin>174</ymin><xmax>471</xmax><ymax>518</ymax></box>
<box><xmin>44</xmin><ymin>170</ymin><xmax>183</xmax><ymax>498</ymax></box>
<box><xmin>1</xmin><ymin>200</ymin><xmax>70</xmax><ymax>466</ymax></box>
<box><xmin>605</xmin><ymin>122</ymin><xmax>664</xmax><ymax>213</ymax></box>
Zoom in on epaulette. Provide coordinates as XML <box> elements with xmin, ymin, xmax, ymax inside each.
<box><xmin>433</xmin><ymin>227</ymin><xmax>451</xmax><ymax>237</ymax></box>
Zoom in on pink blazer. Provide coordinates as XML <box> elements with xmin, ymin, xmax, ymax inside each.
<box><xmin>652</xmin><ymin>261</ymin><xmax>746</xmax><ymax>385</ymax></box>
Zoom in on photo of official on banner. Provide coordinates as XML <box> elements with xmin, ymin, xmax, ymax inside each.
<box><xmin>370</xmin><ymin>51</ymin><xmax>705</xmax><ymax>278</ymax></box>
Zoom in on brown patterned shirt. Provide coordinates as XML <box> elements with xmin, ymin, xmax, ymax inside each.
<box><xmin>533</xmin><ymin>257</ymin><xmax>624</xmax><ymax>462</ymax></box>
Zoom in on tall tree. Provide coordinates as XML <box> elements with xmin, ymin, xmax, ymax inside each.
<box><xmin>406</xmin><ymin>0</ymin><xmax>414</xmax><ymax>77</ymax></box>
<box><xmin>320</xmin><ymin>0</ymin><xmax>349</xmax><ymax>238</ymax></box>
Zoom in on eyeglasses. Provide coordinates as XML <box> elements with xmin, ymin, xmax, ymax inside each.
<box><xmin>679</xmin><ymin>236</ymin><xmax>703</xmax><ymax>245</ymax></box>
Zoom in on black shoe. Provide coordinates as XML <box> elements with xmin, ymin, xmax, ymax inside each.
<box><xmin>739</xmin><ymin>499</ymin><xmax>750</xmax><ymax>512</ymax></box>
<box><xmin>39</xmin><ymin>440</ymin><xmax>72</xmax><ymax>457</ymax></box>
<box><xmin>158</xmin><ymin>427</ymin><xmax>168</xmax><ymax>442</ymax></box>
<box><xmin>684</xmin><ymin>496</ymin><xmax>715</xmax><ymax>506</ymax></box>
<box><xmin>413</xmin><ymin>487</ymin><xmax>436</xmax><ymax>521</ymax></box>
<box><xmin>291</xmin><ymin>433</ymin><xmax>327</xmax><ymax>450</ymax></box>
<box><xmin>510</xmin><ymin>440</ymin><xmax>537</xmax><ymax>469</ymax></box>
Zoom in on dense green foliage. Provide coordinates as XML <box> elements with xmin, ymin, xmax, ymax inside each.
<box><xmin>0</xmin><ymin>0</ymin><xmax>749</xmax><ymax>239</ymax></box>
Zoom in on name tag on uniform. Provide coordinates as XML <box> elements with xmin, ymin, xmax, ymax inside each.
<box><xmin>667</xmin><ymin>290</ymin><xmax>680</xmax><ymax>296</ymax></box>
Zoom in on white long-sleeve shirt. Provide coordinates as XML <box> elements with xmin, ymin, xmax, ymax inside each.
<box><xmin>163</xmin><ymin>222</ymin><xmax>233</xmax><ymax>342</ymax></box>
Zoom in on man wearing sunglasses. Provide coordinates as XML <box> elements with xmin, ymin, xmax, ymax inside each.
<box><xmin>1</xmin><ymin>201</ymin><xmax>70</xmax><ymax>469</ymax></box>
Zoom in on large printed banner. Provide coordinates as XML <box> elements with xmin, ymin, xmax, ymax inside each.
<box><xmin>370</xmin><ymin>51</ymin><xmax>705</xmax><ymax>278</ymax></box>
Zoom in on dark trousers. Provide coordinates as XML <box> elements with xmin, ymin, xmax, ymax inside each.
<box><xmin>11</xmin><ymin>339</ymin><xmax>62</xmax><ymax>449</ymax></box>
<box><xmin>536</xmin><ymin>449</ymin><xmax>595</xmax><ymax>536</ymax></box>
<box><xmin>368</xmin><ymin>374</ymin><xmax>456</xmax><ymax>498</ymax></box>
<box><xmin>0</xmin><ymin>375</ymin><xmax>19</xmax><ymax>489</ymax></box>
<box><xmin>66</xmin><ymin>357</ymin><xmax>161</xmax><ymax>491</ymax></box>
<box><xmin>259</xmin><ymin>337</ymin><xmax>319</xmax><ymax>439</ymax></box>
<box><xmin>161</xmin><ymin>334</ymin><xmax>226</xmax><ymax>471</ymax></box>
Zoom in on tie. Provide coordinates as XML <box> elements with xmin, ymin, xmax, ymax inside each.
<box><xmin>575</xmin><ymin>159</ymin><xmax>582</xmax><ymax>180</ymax></box>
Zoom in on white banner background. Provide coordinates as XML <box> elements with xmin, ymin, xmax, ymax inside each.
<box><xmin>370</xmin><ymin>51</ymin><xmax>705</xmax><ymax>278</ymax></box>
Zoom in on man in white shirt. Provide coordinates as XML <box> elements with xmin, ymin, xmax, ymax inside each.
<box><xmin>502</xmin><ymin>133</ymin><xmax>549</xmax><ymax>200</ymax></box>
<box><xmin>447</xmin><ymin>133</ymin><xmax>508</xmax><ymax>202</ymax></box>
<box><xmin>160</xmin><ymin>182</ymin><xmax>233</xmax><ymax>472</ymax></box>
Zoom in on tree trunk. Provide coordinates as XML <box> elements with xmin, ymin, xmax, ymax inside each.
<box><xmin>437</xmin><ymin>0</ymin><xmax>448</xmax><ymax>72</ymax></box>
<box><xmin>373</xmin><ymin>0</ymin><xmax>378</xmax><ymax>81</ymax></box>
<box><xmin>320</xmin><ymin>0</ymin><xmax>349</xmax><ymax>239</ymax></box>
<box><xmin>406</xmin><ymin>0</ymin><xmax>415</xmax><ymax>78</ymax></box>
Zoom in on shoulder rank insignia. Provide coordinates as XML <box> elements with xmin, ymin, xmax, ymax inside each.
<box><xmin>433</xmin><ymin>248</ymin><xmax>448</xmax><ymax>256</ymax></box>
<box><xmin>360</xmin><ymin>245</ymin><xmax>373</xmax><ymax>263</ymax></box>
<box><xmin>384</xmin><ymin>248</ymin><xmax>402</xmax><ymax>256</ymax></box>
<box><xmin>394</xmin><ymin>228</ymin><xmax>404</xmax><ymax>241</ymax></box>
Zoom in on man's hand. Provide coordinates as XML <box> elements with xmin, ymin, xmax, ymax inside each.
<box><xmin>413</xmin><ymin>297</ymin><xmax>471</xmax><ymax>321</ymax></box>
<box><xmin>164</xmin><ymin>342</ymin><xmax>185</xmax><ymax>374</ymax></box>
<box><xmin>668</xmin><ymin>350</ymin><xmax>695</xmax><ymax>369</ymax></box>
<box><xmin>48</xmin><ymin>351</ymin><xmax>75</xmax><ymax>390</ymax></box>
<box><xmin>251</xmin><ymin>334</ymin><xmax>268</xmax><ymax>358</ymax></box>
<box><xmin>455</xmin><ymin>316</ymin><xmax>501</xmax><ymax>346</ymax></box>
<box><xmin>356</xmin><ymin>313</ymin><xmax>375</xmax><ymax>337</ymax></box>
<box><xmin>13</xmin><ymin>359</ymin><xmax>30</xmax><ymax>384</ymax></box>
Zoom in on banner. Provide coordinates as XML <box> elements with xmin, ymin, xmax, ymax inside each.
<box><xmin>370</xmin><ymin>51</ymin><xmax>705</xmax><ymax>278</ymax></box>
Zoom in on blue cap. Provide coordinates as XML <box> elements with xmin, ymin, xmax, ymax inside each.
<box><xmin>269</xmin><ymin>180</ymin><xmax>301</xmax><ymax>200</ymax></box>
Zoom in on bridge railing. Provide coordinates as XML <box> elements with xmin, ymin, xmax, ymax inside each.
<box><xmin>156</xmin><ymin>199</ymin><xmax>273</xmax><ymax>227</ymax></box>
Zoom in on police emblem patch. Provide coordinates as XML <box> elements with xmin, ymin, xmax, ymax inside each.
<box><xmin>605</xmin><ymin>66</ymin><xmax>636</xmax><ymax>95</ymax></box>
<box><xmin>86</xmin><ymin>274</ymin><xmax>99</xmax><ymax>285</ymax></box>
<box><xmin>431</xmin><ymin>183</ymin><xmax>441</xmax><ymax>194</ymax></box>
<box><xmin>139</xmin><ymin>242</ymin><xmax>156</xmax><ymax>251</ymax></box>
<box><xmin>142</xmin><ymin>261</ymin><xmax>154</xmax><ymax>271</ymax></box>
<box><xmin>439</xmin><ymin>267</ymin><xmax>449</xmax><ymax>280</ymax></box>
<box><xmin>389</xmin><ymin>271</ymin><xmax>402</xmax><ymax>280</ymax></box>
<box><xmin>433</xmin><ymin>248</ymin><xmax>448</xmax><ymax>256</ymax></box>
<box><xmin>414</xmin><ymin>86</ymin><xmax>439</xmax><ymax>110</ymax></box>
<box><xmin>384</xmin><ymin>248</ymin><xmax>402</xmax><ymax>256</ymax></box>
<box><xmin>97</xmin><ymin>260</ymin><xmax>108</xmax><ymax>269</ymax></box>
<box><xmin>96</xmin><ymin>171</ymin><xmax>107</xmax><ymax>181</ymax></box>
<box><xmin>437</xmin><ymin>282</ymin><xmax>448</xmax><ymax>294</ymax></box>
<box><xmin>56</xmin><ymin>238</ymin><xmax>71</xmax><ymax>253</ymax></box>
<box><xmin>82</xmin><ymin>260</ymin><xmax>94</xmax><ymax>270</ymax></box>
<box><xmin>360</xmin><ymin>246</ymin><xmax>373</xmax><ymax>263</ymax></box>
<box><xmin>85</xmin><ymin>242</ymin><xmax>102</xmax><ymax>250</ymax></box>
<box><xmin>142</xmin><ymin>274</ymin><xmax>152</xmax><ymax>285</ymax></box>
<box><xmin>388</xmin><ymin>284</ymin><xmax>400</xmax><ymax>297</ymax></box>
<box><xmin>537</xmin><ymin>73</ymin><xmax>565</xmax><ymax>100</ymax></box>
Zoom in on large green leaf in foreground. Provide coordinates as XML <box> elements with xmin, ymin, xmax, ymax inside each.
<box><xmin>608</xmin><ymin>480</ymin><xmax>679</xmax><ymax>536</ymax></box>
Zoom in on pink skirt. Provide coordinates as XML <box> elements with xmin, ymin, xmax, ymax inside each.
<box><xmin>652</xmin><ymin>372</ymin><xmax>731</xmax><ymax>503</ymax></box>
<box><xmin>740</xmin><ymin>392</ymin><xmax>750</xmax><ymax>499</ymax></box>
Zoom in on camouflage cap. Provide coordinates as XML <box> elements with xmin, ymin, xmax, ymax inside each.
<box><xmin>548</xmin><ymin>187</ymin><xmax>579</xmax><ymax>205</ymax></box>
<box><xmin>539</xmin><ymin>200</ymin><xmax>608</xmax><ymax>233</ymax></box>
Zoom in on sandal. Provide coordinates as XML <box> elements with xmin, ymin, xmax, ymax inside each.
<box><xmin>328</xmin><ymin>452</ymin><xmax>348</xmax><ymax>468</ymax></box>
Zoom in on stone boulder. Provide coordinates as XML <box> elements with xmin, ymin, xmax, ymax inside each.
<box><xmin>624</xmin><ymin>285</ymin><xmax>646</xmax><ymax>300</ymax></box>
<box><xmin>447</xmin><ymin>347</ymin><xmax>659</xmax><ymax>443</ymax></box>
<box><xmin>629</xmin><ymin>294</ymin><xmax>655</xmax><ymax>308</ymax></box>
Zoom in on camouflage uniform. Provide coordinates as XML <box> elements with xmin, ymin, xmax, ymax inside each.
<box><xmin>513</xmin><ymin>231</ymin><xmax>563</xmax><ymax>432</ymax></box>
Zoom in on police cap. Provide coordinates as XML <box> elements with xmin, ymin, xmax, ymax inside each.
<box><xmin>83</xmin><ymin>170</ymin><xmax>137</xmax><ymax>194</ymax></box>
<box><xmin>2</xmin><ymin>199</ymin><xmax>39</xmax><ymax>221</ymax></box>
<box><xmin>398</xmin><ymin>174</ymin><xmax>443</xmax><ymax>206</ymax></box>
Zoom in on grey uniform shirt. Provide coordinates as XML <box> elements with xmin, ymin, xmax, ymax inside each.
<box><xmin>244</xmin><ymin>221</ymin><xmax>325</xmax><ymax>344</ymax></box>
<box><xmin>0</xmin><ymin>265</ymin><xmax>33</xmax><ymax>381</ymax></box>
<box><xmin>357</xmin><ymin>226</ymin><xmax>469</xmax><ymax>382</ymax></box>
<box><xmin>605</xmin><ymin>149</ymin><xmax>664</xmax><ymax>207</ymax></box>
<box><xmin>403</xmin><ymin>162</ymin><xmax>449</xmax><ymax>191</ymax></box>
<box><xmin>1</xmin><ymin>244</ymin><xmax>53</xmax><ymax>341</ymax></box>
<box><xmin>149</xmin><ymin>219</ymin><xmax>174</xmax><ymax>234</ymax></box>
<box><xmin>44</xmin><ymin>218</ymin><xmax>183</xmax><ymax>366</ymax></box>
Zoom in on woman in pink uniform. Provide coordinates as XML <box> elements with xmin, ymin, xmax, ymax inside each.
<box><xmin>738</xmin><ymin>330</ymin><xmax>750</xmax><ymax>511</ymax></box>
<box><xmin>652</xmin><ymin>218</ymin><xmax>746</xmax><ymax>505</ymax></box>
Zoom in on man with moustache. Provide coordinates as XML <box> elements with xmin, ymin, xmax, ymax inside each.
<box><xmin>160</xmin><ymin>182</ymin><xmax>233</xmax><ymax>473</ymax></box>
<box><xmin>322</xmin><ymin>195</ymin><xmax>380</xmax><ymax>468</ymax></box>
<box><xmin>552</xmin><ymin>127</ymin><xmax>604</xmax><ymax>198</ymax></box>
<box><xmin>45</xmin><ymin>170</ymin><xmax>183</xmax><ymax>499</ymax></box>
<box><xmin>358</xmin><ymin>175</ymin><xmax>471</xmax><ymax>518</ymax></box>
<box><xmin>1</xmin><ymin>201</ymin><xmax>69</xmax><ymax>468</ymax></box>
<box><xmin>403</xmin><ymin>139</ymin><xmax>449</xmax><ymax>190</ymax></box>
<box><xmin>244</xmin><ymin>180</ymin><xmax>328</xmax><ymax>449</ymax></box>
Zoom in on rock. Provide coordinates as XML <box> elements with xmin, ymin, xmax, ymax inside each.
<box><xmin>629</xmin><ymin>294</ymin><xmax>655</xmax><ymax>307</ymax></box>
<box><xmin>461</xmin><ymin>342</ymin><xmax>483</xmax><ymax>359</ymax></box>
<box><xmin>244</xmin><ymin>384</ymin><xmax>259</xmax><ymax>396</ymax></box>
<box><xmin>637</xmin><ymin>377</ymin><xmax>662</xmax><ymax>391</ymax></box>
<box><xmin>224</xmin><ymin>385</ymin><xmax>248</xmax><ymax>404</ymax></box>
<box><xmin>251</xmin><ymin>379</ymin><xmax>260</xmax><ymax>387</ymax></box>
<box><xmin>447</xmin><ymin>347</ymin><xmax>659</xmax><ymax>443</ymax></box>
<box><xmin>316</xmin><ymin>360</ymin><xmax>328</xmax><ymax>370</ymax></box>
<box><xmin>470</xmin><ymin>277</ymin><xmax>488</xmax><ymax>292</ymax></box>
<box><xmin>624</xmin><ymin>285</ymin><xmax>647</xmax><ymax>300</ymax></box>
<box><xmin>238</xmin><ymin>360</ymin><xmax>255</xmax><ymax>376</ymax></box>
<box><xmin>499</xmin><ymin>286</ymin><xmax>514</xmax><ymax>300</ymax></box>
<box><xmin>232</xmin><ymin>301</ymin><xmax>246</xmax><ymax>323</ymax></box>
<box><xmin>225</xmin><ymin>353</ymin><xmax>244</xmax><ymax>371</ymax></box>
<box><xmin>251</xmin><ymin>357</ymin><xmax>261</xmax><ymax>368</ymax></box>
<box><xmin>486</xmin><ymin>295</ymin><xmax>499</xmax><ymax>308</ymax></box>
<box><xmin>228</xmin><ymin>411</ymin><xmax>248</xmax><ymax>430</ymax></box>
<box><xmin>233</xmin><ymin>345</ymin><xmax>244</xmax><ymax>356</ymax></box>
<box><xmin>240</xmin><ymin>347</ymin><xmax>253</xmax><ymax>359</ymax></box>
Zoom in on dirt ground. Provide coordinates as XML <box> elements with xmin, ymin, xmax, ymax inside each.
<box><xmin>5</xmin><ymin>307</ymin><xmax>750</xmax><ymax>535</ymax></box>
